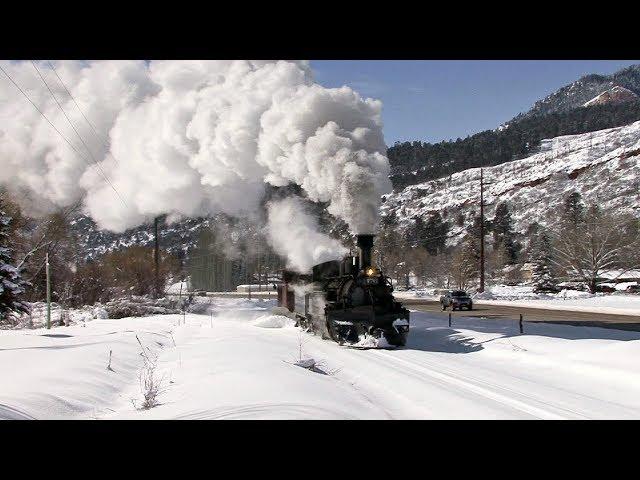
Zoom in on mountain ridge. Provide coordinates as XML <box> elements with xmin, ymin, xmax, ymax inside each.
<box><xmin>388</xmin><ymin>64</ymin><xmax>640</xmax><ymax>191</ymax></box>
<box><xmin>511</xmin><ymin>64</ymin><xmax>640</xmax><ymax>121</ymax></box>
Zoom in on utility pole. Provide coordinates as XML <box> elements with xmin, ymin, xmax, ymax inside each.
<box><xmin>154</xmin><ymin>216</ymin><xmax>160</xmax><ymax>299</ymax></box>
<box><xmin>479</xmin><ymin>168</ymin><xmax>486</xmax><ymax>293</ymax></box>
<box><xmin>45</xmin><ymin>252</ymin><xmax>51</xmax><ymax>329</ymax></box>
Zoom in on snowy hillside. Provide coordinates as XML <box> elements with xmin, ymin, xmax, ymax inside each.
<box><xmin>382</xmin><ymin>120</ymin><xmax>640</xmax><ymax>244</ymax></box>
<box><xmin>70</xmin><ymin>216</ymin><xmax>212</xmax><ymax>260</ymax></box>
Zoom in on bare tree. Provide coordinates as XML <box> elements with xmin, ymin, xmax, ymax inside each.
<box><xmin>15</xmin><ymin>200</ymin><xmax>84</xmax><ymax>302</ymax></box>
<box><xmin>102</xmin><ymin>246</ymin><xmax>180</xmax><ymax>298</ymax></box>
<box><xmin>449</xmin><ymin>236</ymin><xmax>479</xmax><ymax>290</ymax></box>
<box><xmin>410</xmin><ymin>247</ymin><xmax>451</xmax><ymax>289</ymax></box>
<box><xmin>550</xmin><ymin>205</ymin><xmax>640</xmax><ymax>293</ymax></box>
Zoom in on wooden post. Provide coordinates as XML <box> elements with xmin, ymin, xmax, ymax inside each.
<box><xmin>153</xmin><ymin>216</ymin><xmax>160</xmax><ymax>299</ymax></box>
<box><xmin>479</xmin><ymin>168</ymin><xmax>485</xmax><ymax>293</ymax></box>
<box><xmin>519</xmin><ymin>314</ymin><xmax>523</xmax><ymax>334</ymax></box>
<box><xmin>45</xmin><ymin>252</ymin><xmax>51</xmax><ymax>330</ymax></box>
<box><xmin>448</xmin><ymin>312</ymin><xmax>452</xmax><ymax>328</ymax></box>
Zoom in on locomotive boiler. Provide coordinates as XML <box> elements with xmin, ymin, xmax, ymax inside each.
<box><xmin>277</xmin><ymin>234</ymin><xmax>410</xmax><ymax>347</ymax></box>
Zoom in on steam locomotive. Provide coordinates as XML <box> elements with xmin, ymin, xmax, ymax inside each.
<box><xmin>277</xmin><ymin>234</ymin><xmax>410</xmax><ymax>347</ymax></box>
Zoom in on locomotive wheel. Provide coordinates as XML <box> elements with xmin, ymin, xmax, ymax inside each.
<box><xmin>384</xmin><ymin>329</ymin><xmax>407</xmax><ymax>347</ymax></box>
<box><xmin>326</xmin><ymin>317</ymin><xmax>342</xmax><ymax>344</ymax></box>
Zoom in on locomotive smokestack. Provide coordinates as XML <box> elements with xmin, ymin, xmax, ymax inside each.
<box><xmin>356</xmin><ymin>234</ymin><xmax>374</xmax><ymax>271</ymax></box>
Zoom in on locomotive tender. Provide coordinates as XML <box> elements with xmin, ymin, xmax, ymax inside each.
<box><xmin>277</xmin><ymin>234</ymin><xmax>410</xmax><ymax>347</ymax></box>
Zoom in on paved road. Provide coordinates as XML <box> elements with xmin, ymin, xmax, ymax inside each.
<box><xmin>179</xmin><ymin>291</ymin><xmax>640</xmax><ymax>331</ymax></box>
<box><xmin>401</xmin><ymin>298</ymin><xmax>640</xmax><ymax>331</ymax></box>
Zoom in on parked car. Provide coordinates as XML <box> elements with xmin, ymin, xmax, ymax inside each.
<box><xmin>440</xmin><ymin>290</ymin><xmax>473</xmax><ymax>311</ymax></box>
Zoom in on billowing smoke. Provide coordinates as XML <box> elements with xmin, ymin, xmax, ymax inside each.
<box><xmin>0</xmin><ymin>60</ymin><xmax>392</xmax><ymax>270</ymax></box>
<box><xmin>266</xmin><ymin>196</ymin><xmax>348</xmax><ymax>272</ymax></box>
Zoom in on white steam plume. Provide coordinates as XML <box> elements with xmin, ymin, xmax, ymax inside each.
<box><xmin>0</xmin><ymin>60</ymin><xmax>392</xmax><ymax>268</ymax></box>
<box><xmin>266</xmin><ymin>196</ymin><xmax>348</xmax><ymax>272</ymax></box>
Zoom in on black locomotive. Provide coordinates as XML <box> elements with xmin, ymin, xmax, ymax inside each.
<box><xmin>277</xmin><ymin>234</ymin><xmax>410</xmax><ymax>347</ymax></box>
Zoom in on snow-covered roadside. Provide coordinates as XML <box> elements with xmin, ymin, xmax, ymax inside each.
<box><xmin>3</xmin><ymin>297</ymin><xmax>640</xmax><ymax>419</ymax></box>
<box><xmin>395</xmin><ymin>286</ymin><xmax>640</xmax><ymax>316</ymax></box>
<box><xmin>469</xmin><ymin>297</ymin><xmax>640</xmax><ymax>316</ymax></box>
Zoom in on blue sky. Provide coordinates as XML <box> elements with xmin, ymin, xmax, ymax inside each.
<box><xmin>311</xmin><ymin>60</ymin><xmax>640</xmax><ymax>146</ymax></box>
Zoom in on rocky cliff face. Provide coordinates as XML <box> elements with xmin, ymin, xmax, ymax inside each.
<box><xmin>584</xmin><ymin>86</ymin><xmax>639</xmax><ymax>107</ymax></box>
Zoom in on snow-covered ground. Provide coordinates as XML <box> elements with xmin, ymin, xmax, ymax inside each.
<box><xmin>2</xmin><ymin>298</ymin><xmax>640</xmax><ymax>419</ymax></box>
<box><xmin>474</xmin><ymin>285</ymin><xmax>640</xmax><ymax>316</ymax></box>
<box><xmin>396</xmin><ymin>286</ymin><xmax>640</xmax><ymax>316</ymax></box>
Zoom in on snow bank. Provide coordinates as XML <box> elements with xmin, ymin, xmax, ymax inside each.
<box><xmin>253</xmin><ymin>314</ymin><xmax>296</xmax><ymax>329</ymax></box>
<box><xmin>0</xmin><ymin>315</ymin><xmax>181</xmax><ymax>419</ymax></box>
<box><xmin>236</xmin><ymin>284</ymin><xmax>278</xmax><ymax>292</ymax></box>
<box><xmin>167</xmin><ymin>281</ymin><xmax>188</xmax><ymax>294</ymax></box>
<box><xmin>397</xmin><ymin>285</ymin><xmax>640</xmax><ymax>316</ymax></box>
<box><xmin>470</xmin><ymin>285</ymin><xmax>640</xmax><ymax>315</ymax></box>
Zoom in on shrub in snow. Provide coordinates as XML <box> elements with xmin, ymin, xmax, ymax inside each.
<box><xmin>138</xmin><ymin>358</ymin><xmax>163</xmax><ymax>410</ymax></box>
<box><xmin>103</xmin><ymin>296</ymin><xmax>181</xmax><ymax>319</ymax></box>
<box><xmin>134</xmin><ymin>336</ymin><xmax>165</xmax><ymax>410</ymax></box>
<box><xmin>0</xmin><ymin>203</ymin><xmax>30</xmax><ymax>324</ymax></box>
<box><xmin>186</xmin><ymin>298</ymin><xmax>213</xmax><ymax>315</ymax></box>
<box><xmin>93</xmin><ymin>307</ymin><xmax>109</xmax><ymax>319</ymax></box>
<box><xmin>291</xmin><ymin>340</ymin><xmax>337</xmax><ymax>375</ymax></box>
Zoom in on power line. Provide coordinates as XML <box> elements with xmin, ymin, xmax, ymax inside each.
<box><xmin>46</xmin><ymin>60</ymin><xmax>120</xmax><ymax>166</ymax></box>
<box><xmin>31</xmin><ymin>60</ymin><xmax>127</xmax><ymax>207</ymax></box>
<box><xmin>31</xmin><ymin>62</ymin><xmax>104</xmax><ymax>170</ymax></box>
<box><xmin>9</xmin><ymin>61</ymin><xmax>127</xmax><ymax>209</ymax></box>
<box><xmin>1</xmin><ymin>64</ymin><xmax>86</xmax><ymax>157</ymax></box>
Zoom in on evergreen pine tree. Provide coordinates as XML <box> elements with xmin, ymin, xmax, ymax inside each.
<box><xmin>422</xmin><ymin>212</ymin><xmax>449</xmax><ymax>255</ymax></box>
<box><xmin>530</xmin><ymin>229</ymin><xmax>557</xmax><ymax>293</ymax></box>
<box><xmin>563</xmin><ymin>191</ymin><xmax>585</xmax><ymax>227</ymax></box>
<box><xmin>492</xmin><ymin>202</ymin><xmax>521</xmax><ymax>264</ymax></box>
<box><xmin>0</xmin><ymin>201</ymin><xmax>30</xmax><ymax>321</ymax></box>
<box><xmin>407</xmin><ymin>216</ymin><xmax>426</xmax><ymax>248</ymax></box>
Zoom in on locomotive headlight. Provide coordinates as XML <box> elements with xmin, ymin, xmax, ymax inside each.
<box><xmin>366</xmin><ymin>267</ymin><xmax>376</xmax><ymax>276</ymax></box>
